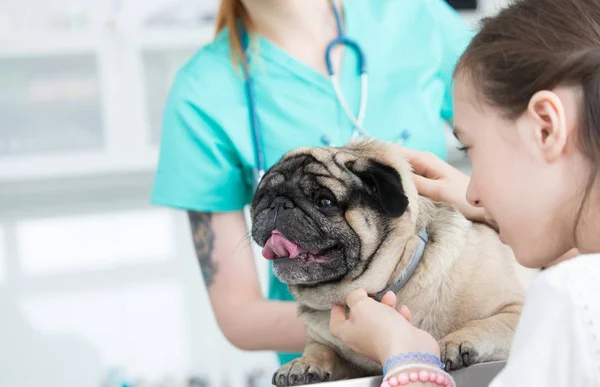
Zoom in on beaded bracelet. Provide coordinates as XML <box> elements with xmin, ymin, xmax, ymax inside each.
<box><xmin>381</xmin><ymin>363</ymin><xmax>456</xmax><ymax>387</ymax></box>
<box><xmin>383</xmin><ymin>352</ymin><xmax>445</xmax><ymax>375</ymax></box>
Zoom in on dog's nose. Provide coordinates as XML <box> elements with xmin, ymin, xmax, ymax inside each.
<box><xmin>270</xmin><ymin>197</ymin><xmax>295</xmax><ymax>211</ymax></box>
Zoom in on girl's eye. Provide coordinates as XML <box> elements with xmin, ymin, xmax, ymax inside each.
<box><xmin>457</xmin><ymin>145</ymin><xmax>470</xmax><ymax>155</ymax></box>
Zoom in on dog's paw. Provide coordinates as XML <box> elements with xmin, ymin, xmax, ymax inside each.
<box><xmin>272</xmin><ymin>358</ymin><xmax>332</xmax><ymax>386</ymax></box>
<box><xmin>439</xmin><ymin>335</ymin><xmax>480</xmax><ymax>372</ymax></box>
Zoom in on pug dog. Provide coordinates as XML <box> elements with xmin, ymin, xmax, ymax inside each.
<box><xmin>250</xmin><ymin>139</ymin><xmax>529</xmax><ymax>386</ymax></box>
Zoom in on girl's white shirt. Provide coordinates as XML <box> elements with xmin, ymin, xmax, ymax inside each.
<box><xmin>490</xmin><ymin>254</ymin><xmax>600</xmax><ymax>386</ymax></box>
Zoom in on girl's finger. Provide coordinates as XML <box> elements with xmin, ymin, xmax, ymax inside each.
<box><xmin>381</xmin><ymin>291</ymin><xmax>397</xmax><ymax>309</ymax></box>
<box><xmin>345</xmin><ymin>288</ymin><xmax>369</xmax><ymax>308</ymax></box>
<box><xmin>412</xmin><ymin>174</ymin><xmax>442</xmax><ymax>199</ymax></box>
<box><xmin>402</xmin><ymin>149</ymin><xmax>442</xmax><ymax>178</ymax></box>
<box><xmin>398</xmin><ymin>305</ymin><xmax>413</xmax><ymax>323</ymax></box>
<box><xmin>329</xmin><ymin>305</ymin><xmax>348</xmax><ymax>338</ymax></box>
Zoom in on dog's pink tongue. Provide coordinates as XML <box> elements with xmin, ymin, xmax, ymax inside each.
<box><xmin>262</xmin><ymin>231</ymin><xmax>308</xmax><ymax>260</ymax></box>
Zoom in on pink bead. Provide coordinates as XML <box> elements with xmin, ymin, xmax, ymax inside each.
<box><xmin>397</xmin><ymin>373</ymin><xmax>410</xmax><ymax>385</ymax></box>
<box><xmin>429</xmin><ymin>372</ymin><xmax>438</xmax><ymax>382</ymax></box>
<box><xmin>419</xmin><ymin>370</ymin><xmax>430</xmax><ymax>382</ymax></box>
<box><xmin>436</xmin><ymin>374</ymin><xmax>446</xmax><ymax>384</ymax></box>
<box><xmin>388</xmin><ymin>377</ymin><xmax>398</xmax><ymax>387</ymax></box>
<box><xmin>409</xmin><ymin>372</ymin><xmax>419</xmax><ymax>382</ymax></box>
<box><xmin>445</xmin><ymin>382</ymin><xmax>453</xmax><ymax>387</ymax></box>
<box><xmin>380</xmin><ymin>381</ymin><xmax>390</xmax><ymax>387</ymax></box>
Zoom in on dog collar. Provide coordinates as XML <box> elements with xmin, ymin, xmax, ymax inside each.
<box><xmin>372</xmin><ymin>228</ymin><xmax>429</xmax><ymax>302</ymax></box>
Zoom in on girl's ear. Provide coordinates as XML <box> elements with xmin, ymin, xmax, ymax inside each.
<box><xmin>526</xmin><ymin>89</ymin><xmax>573</xmax><ymax>162</ymax></box>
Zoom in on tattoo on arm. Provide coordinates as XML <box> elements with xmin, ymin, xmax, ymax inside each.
<box><xmin>188</xmin><ymin>211</ymin><xmax>217</xmax><ymax>288</ymax></box>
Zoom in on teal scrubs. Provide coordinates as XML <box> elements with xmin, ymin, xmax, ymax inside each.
<box><xmin>152</xmin><ymin>0</ymin><xmax>473</xmax><ymax>365</ymax></box>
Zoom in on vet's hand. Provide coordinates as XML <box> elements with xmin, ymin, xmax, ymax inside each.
<box><xmin>329</xmin><ymin>289</ymin><xmax>440</xmax><ymax>365</ymax></box>
<box><xmin>403</xmin><ymin>149</ymin><xmax>486</xmax><ymax>224</ymax></box>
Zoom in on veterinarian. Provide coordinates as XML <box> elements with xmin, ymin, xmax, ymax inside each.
<box><xmin>151</xmin><ymin>0</ymin><xmax>472</xmax><ymax>364</ymax></box>
<box><xmin>329</xmin><ymin>0</ymin><xmax>600</xmax><ymax>385</ymax></box>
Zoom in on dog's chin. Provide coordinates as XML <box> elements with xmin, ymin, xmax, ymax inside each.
<box><xmin>272</xmin><ymin>249</ymin><xmax>349</xmax><ymax>286</ymax></box>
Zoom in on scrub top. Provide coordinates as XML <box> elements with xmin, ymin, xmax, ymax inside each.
<box><xmin>152</xmin><ymin>0</ymin><xmax>473</xmax><ymax>365</ymax></box>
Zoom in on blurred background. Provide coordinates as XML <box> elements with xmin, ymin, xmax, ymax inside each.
<box><xmin>0</xmin><ymin>1</ymin><xmax>508</xmax><ymax>386</ymax></box>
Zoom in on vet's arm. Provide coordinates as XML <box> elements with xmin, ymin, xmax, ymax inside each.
<box><xmin>188</xmin><ymin>210</ymin><xmax>306</xmax><ymax>352</ymax></box>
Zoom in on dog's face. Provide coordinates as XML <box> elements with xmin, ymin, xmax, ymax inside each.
<box><xmin>250</xmin><ymin>140</ymin><xmax>419</xmax><ymax>286</ymax></box>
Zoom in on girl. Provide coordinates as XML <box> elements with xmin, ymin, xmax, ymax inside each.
<box><xmin>151</xmin><ymin>0</ymin><xmax>472</xmax><ymax>365</ymax></box>
<box><xmin>329</xmin><ymin>0</ymin><xmax>600</xmax><ymax>385</ymax></box>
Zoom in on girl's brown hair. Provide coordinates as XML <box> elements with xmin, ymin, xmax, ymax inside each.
<box><xmin>456</xmin><ymin>0</ymin><xmax>600</xmax><ymax>244</ymax></box>
<box><xmin>215</xmin><ymin>0</ymin><xmax>252</xmax><ymax>65</ymax></box>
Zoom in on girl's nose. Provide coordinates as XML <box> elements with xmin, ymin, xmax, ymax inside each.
<box><xmin>466</xmin><ymin>180</ymin><xmax>482</xmax><ymax>208</ymax></box>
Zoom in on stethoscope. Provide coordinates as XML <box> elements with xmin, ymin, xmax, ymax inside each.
<box><xmin>241</xmin><ymin>0</ymin><xmax>404</xmax><ymax>188</ymax></box>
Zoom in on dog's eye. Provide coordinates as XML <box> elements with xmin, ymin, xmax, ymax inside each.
<box><xmin>316</xmin><ymin>195</ymin><xmax>337</xmax><ymax>209</ymax></box>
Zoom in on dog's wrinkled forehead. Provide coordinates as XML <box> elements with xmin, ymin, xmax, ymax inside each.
<box><xmin>251</xmin><ymin>141</ymin><xmax>411</xmax><ymax>219</ymax></box>
<box><xmin>258</xmin><ymin>148</ymin><xmax>358</xmax><ymax>198</ymax></box>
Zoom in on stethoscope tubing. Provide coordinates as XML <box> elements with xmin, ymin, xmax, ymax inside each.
<box><xmin>248</xmin><ymin>0</ymin><xmax>368</xmax><ymax>183</ymax></box>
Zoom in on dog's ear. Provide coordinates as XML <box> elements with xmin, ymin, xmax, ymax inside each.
<box><xmin>346</xmin><ymin>159</ymin><xmax>408</xmax><ymax>217</ymax></box>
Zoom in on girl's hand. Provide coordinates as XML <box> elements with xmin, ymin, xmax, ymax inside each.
<box><xmin>329</xmin><ymin>289</ymin><xmax>440</xmax><ymax>365</ymax></box>
<box><xmin>402</xmin><ymin>149</ymin><xmax>486</xmax><ymax>225</ymax></box>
